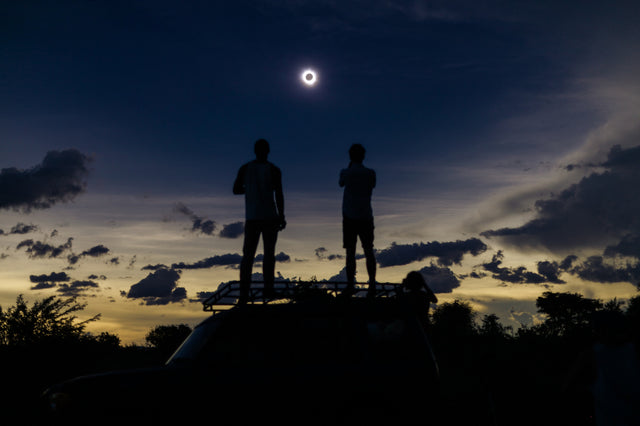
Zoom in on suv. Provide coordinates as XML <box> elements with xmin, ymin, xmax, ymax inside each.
<box><xmin>43</xmin><ymin>285</ymin><xmax>439</xmax><ymax>425</ymax></box>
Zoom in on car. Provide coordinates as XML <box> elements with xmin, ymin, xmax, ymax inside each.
<box><xmin>43</xmin><ymin>283</ymin><xmax>439</xmax><ymax>425</ymax></box>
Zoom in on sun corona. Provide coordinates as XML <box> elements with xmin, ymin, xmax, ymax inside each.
<box><xmin>301</xmin><ymin>69</ymin><xmax>318</xmax><ymax>86</ymax></box>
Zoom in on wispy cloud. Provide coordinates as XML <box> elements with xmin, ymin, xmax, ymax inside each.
<box><xmin>481</xmin><ymin>144</ymin><xmax>640</xmax><ymax>253</ymax></box>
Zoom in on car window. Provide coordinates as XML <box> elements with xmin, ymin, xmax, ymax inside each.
<box><xmin>167</xmin><ymin>319</ymin><xmax>222</xmax><ymax>364</ymax></box>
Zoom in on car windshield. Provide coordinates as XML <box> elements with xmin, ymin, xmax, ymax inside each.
<box><xmin>166</xmin><ymin>317</ymin><xmax>222</xmax><ymax>364</ymax></box>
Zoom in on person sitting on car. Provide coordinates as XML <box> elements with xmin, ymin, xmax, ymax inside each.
<box><xmin>402</xmin><ymin>271</ymin><xmax>438</xmax><ymax>330</ymax></box>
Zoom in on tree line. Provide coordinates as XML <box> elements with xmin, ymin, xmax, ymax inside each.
<box><xmin>2</xmin><ymin>291</ymin><xmax>638</xmax><ymax>424</ymax></box>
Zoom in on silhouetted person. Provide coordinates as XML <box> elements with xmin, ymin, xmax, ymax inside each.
<box><xmin>402</xmin><ymin>271</ymin><xmax>438</xmax><ymax>330</ymax></box>
<box><xmin>339</xmin><ymin>143</ymin><xmax>376</xmax><ymax>296</ymax></box>
<box><xmin>233</xmin><ymin>139</ymin><xmax>286</xmax><ymax>303</ymax></box>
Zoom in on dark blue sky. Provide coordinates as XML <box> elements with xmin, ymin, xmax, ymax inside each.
<box><xmin>3</xmin><ymin>0</ymin><xmax>588</xmax><ymax>195</ymax></box>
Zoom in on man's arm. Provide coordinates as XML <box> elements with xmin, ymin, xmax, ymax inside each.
<box><xmin>273</xmin><ymin>166</ymin><xmax>286</xmax><ymax>230</ymax></box>
<box><xmin>233</xmin><ymin>164</ymin><xmax>247</xmax><ymax>194</ymax></box>
<box><xmin>339</xmin><ymin>168</ymin><xmax>347</xmax><ymax>187</ymax></box>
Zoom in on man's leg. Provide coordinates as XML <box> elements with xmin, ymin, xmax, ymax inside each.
<box><xmin>239</xmin><ymin>221</ymin><xmax>260</xmax><ymax>304</ymax></box>
<box><xmin>343</xmin><ymin>218</ymin><xmax>357</xmax><ymax>295</ymax></box>
<box><xmin>364</xmin><ymin>246</ymin><xmax>376</xmax><ymax>296</ymax></box>
<box><xmin>261</xmin><ymin>220</ymin><xmax>278</xmax><ymax>299</ymax></box>
<box><xmin>361</xmin><ymin>218</ymin><xmax>376</xmax><ymax>297</ymax></box>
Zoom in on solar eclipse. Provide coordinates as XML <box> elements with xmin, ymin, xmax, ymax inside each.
<box><xmin>301</xmin><ymin>69</ymin><xmax>317</xmax><ymax>86</ymax></box>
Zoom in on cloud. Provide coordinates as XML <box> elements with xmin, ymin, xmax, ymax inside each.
<box><xmin>126</xmin><ymin>268</ymin><xmax>187</xmax><ymax>305</ymax></box>
<box><xmin>57</xmin><ymin>280</ymin><xmax>100</xmax><ymax>297</ymax></box>
<box><xmin>478</xmin><ymin>251</ymin><xmax>560</xmax><ymax>285</ymax></box>
<box><xmin>315</xmin><ymin>247</ymin><xmax>345</xmax><ymax>261</ymax></box>
<box><xmin>30</xmin><ymin>271</ymin><xmax>71</xmax><ymax>283</ymax></box>
<box><xmin>174</xmin><ymin>202</ymin><xmax>216</xmax><ymax>236</ymax></box>
<box><xmin>30</xmin><ymin>282</ymin><xmax>57</xmax><ymax>290</ymax></box>
<box><xmin>376</xmin><ymin>238</ymin><xmax>487</xmax><ymax>267</ymax></box>
<box><xmin>17</xmin><ymin>238</ymin><xmax>74</xmax><ymax>259</ymax></box>
<box><xmin>604</xmin><ymin>233</ymin><xmax>640</xmax><ymax>259</ymax></box>
<box><xmin>568</xmin><ymin>255</ymin><xmax>640</xmax><ymax>284</ymax></box>
<box><xmin>219</xmin><ymin>221</ymin><xmax>244</xmax><ymax>239</ymax></box>
<box><xmin>67</xmin><ymin>244</ymin><xmax>111</xmax><ymax>265</ymax></box>
<box><xmin>141</xmin><ymin>263</ymin><xmax>169</xmax><ymax>271</ymax></box>
<box><xmin>0</xmin><ymin>223</ymin><xmax>39</xmax><ymax>236</ymax></box>
<box><xmin>255</xmin><ymin>252</ymin><xmax>291</xmax><ymax>263</ymax></box>
<box><xmin>29</xmin><ymin>272</ymin><xmax>102</xmax><ymax>294</ymax></box>
<box><xmin>80</xmin><ymin>244</ymin><xmax>110</xmax><ymax>257</ymax></box>
<box><xmin>29</xmin><ymin>271</ymin><xmax>71</xmax><ymax>290</ymax></box>
<box><xmin>417</xmin><ymin>264</ymin><xmax>461</xmax><ymax>293</ymax></box>
<box><xmin>324</xmin><ymin>267</ymin><xmax>349</xmax><ymax>283</ymax></box>
<box><xmin>481</xmin><ymin>144</ymin><xmax>640</xmax><ymax>253</ymax></box>
<box><xmin>0</xmin><ymin>149</ymin><xmax>91</xmax><ymax>212</ymax></box>
<box><xmin>172</xmin><ymin>251</ymin><xmax>291</xmax><ymax>270</ymax></box>
<box><xmin>536</xmin><ymin>261</ymin><xmax>566</xmax><ymax>284</ymax></box>
<box><xmin>172</xmin><ymin>253</ymin><xmax>243</xmax><ymax>270</ymax></box>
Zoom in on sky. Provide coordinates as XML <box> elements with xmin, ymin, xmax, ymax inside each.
<box><xmin>2</xmin><ymin>0</ymin><xmax>640</xmax><ymax>343</ymax></box>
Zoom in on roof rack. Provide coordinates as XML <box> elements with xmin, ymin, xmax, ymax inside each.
<box><xmin>202</xmin><ymin>280</ymin><xmax>403</xmax><ymax>312</ymax></box>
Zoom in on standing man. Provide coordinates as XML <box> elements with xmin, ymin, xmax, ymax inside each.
<box><xmin>339</xmin><ymin>143</ymin><xmax>376</xmax><ymax>296</ymax></box>
<box><xmin>233</xmin><ymin>139</ymin><xmax>286</xmax><ymax>303</ymax></box>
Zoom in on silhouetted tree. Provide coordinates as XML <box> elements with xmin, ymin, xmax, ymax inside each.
<box><xmin>93</xmin><ymin>331</ymin><xmax>122</xmax><ymax>348</ymax></box>
<box><xmin>534</xmin><ymin>291</ymin><xmax>602</xmax><ymax>338</ymax></box>
<box><xmin>626</xmin><ymin>295</ymin><xmax>640</xmax><ymax>321</ymax></box>
<box><xmin>431</xmin><ymin>300</ymin><xmax>477</xmax><ymax>337</ymax></box>
<box><xmin>0</xmin><ymin>294</ymin><xmax>100</xmax><ymax>346</ymax></box>
<box><xmin>145</xmin><ymin>324</ymin><xmax>192</xmax><ymax>356</ymax></box>
<box><xmin>478</xmin><ymin>313</ymin><xmax>513</xmax><ymax>339</ymax></box>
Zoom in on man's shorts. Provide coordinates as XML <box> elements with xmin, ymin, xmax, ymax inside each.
<box><xmin>343</xmin><ymin>217</ymin><xmax>374</xmax><ymax>250</ymax></box>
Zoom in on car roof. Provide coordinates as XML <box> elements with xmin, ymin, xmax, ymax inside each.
<box><xmin>196</xmin><ymin>297</ymin><xmax>417</xmax><ymax>329</ymax></box>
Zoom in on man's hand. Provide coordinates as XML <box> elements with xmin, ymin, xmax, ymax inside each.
<box><xmin>278</xmin><ymin>215</ymin><xmax>287</xmax><ymax>231</ymax></box>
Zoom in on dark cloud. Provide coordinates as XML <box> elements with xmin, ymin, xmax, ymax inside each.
<box><xmin>57</xmin><ymin>280</ymin><xmax>99</xmax><ymax>296</ymax></box>
<box><xmin>29</xmin><ymin>272</ymin><xmax>101</xmax><ymax>294</ymax></box>
<box><xmin>376</xmin><ymin>238</ymin><xmax>487</xmax><ymax>267</ymax></box>
<box><xmin>141</xmin><ymin>264</ymin><xmax>169</xmax><ymax>271</ymax></box>
<box><xmin>560</xmin><ymin>255</ymin><xmax>578</xmax><ymax>271</ymax></box>
<box><xmin>536</xmin><ymin>261</ymin><xmax>565</xmax><ymax>284</ymax></box>
<box><xmin>172</xmin><ymin>252</ymin><xmax>291</xmax><ymax>270</ymax></box>
<box><xmin>481</xmin><ymin>144</ymin><xmax>640</xmax><ymax>252</ymax></box>
<box><xmin>0</xmin><ymin>223</ymin><xmax>39</xmax><ymax>236</ymax></box>
<box><xmin>174</xmin><ymin>202</ymin><xmax>216</xmax><ymax>236</ymax></box>
<box><xmin>315</xmin><ymin>247</ymin><xmax>345</xmax><ymax>261</ymax></box>
<box><xmin>126</xmin><ymin>268</ymin><xmax>186</xmax><ymax>305</ymax></box>
<box><xmin>568</xmin><ymin>255</ymin><xmax>640</xmax><ymax>284</ymax></box>
<box><xmin>172</xmin><ymin>253</ymin><xmax>243</xmax><ymax>270</ymax></box>
<box><xmin>17</xmin><ymin>238</ymin><xmax>73</xmax><ymax>259</ymax></box>
<box><xmin>324</xmin><ymin>267</ymin><xmax>349</xmax><ymax>282</ymax></box>
<box><xmin>479</xmin><ymin>251</ymin><xmax>555</xmax><ymax>285</ymax></box>
<box><xmin>87</xmin><ymin>274</ymin><xmax>107</xmax><ymax>280</ymax></box>
<box><xmin>67</xmin><ymin>244</ymin><xmax>111</xmax><ymax>265</ymax></box>
<box><xmin>417</xmin><ymin>264</ymin><xmax>461</xmax><ymax>293</ymax></box>
<box><xmin>30</xmin><ymin>282</ymin><xmax>57</xmax><ymax>290</ymax></box>
<box><xmin>29</xmin><ymin>271</ymin><xmax>71</xmax><ymax>283</ymax></box>
<box><xmin>81</xmin><ymin>244</ymin><xmax>110</xmax><ymax>257</ymax></box>
<box><xmin>0</xmin><ymin>149</ymin><xmax>90</xmax><ymax>212</ymax></box>
<box><xmin>255</xmin><ymin>252</ymin><xmax>291</xmax><ymax>263</ymax></box>
<box><xmin>604</xmin><ymin>233</ymin><xmax>640</xmax><ymax>259</ymax></box>
<box><xmin>219</xmin><ymin>221</ymin><xmax>244</xmax><ymax>239</ymax></box>
<box><xmin>30</xmin><ymin>271</ymin><xmax>72</xmax><ymax>291</ymax></box>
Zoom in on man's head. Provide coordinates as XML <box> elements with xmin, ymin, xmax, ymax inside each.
<box><xmin>254</xmin><ymin>139</ymin><xmax>270</xmax><ymax>160</ymax></box>
<box><xmin>349</xmin><ymin>143</ymin><xmax>365</xmax><ymax>163</ymax></box>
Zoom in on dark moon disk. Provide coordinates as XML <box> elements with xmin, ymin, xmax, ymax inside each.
<box><xmin>305</xmin><ymin>73</ymin><xmax>313</xmax><ymax>81</ymax></box>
